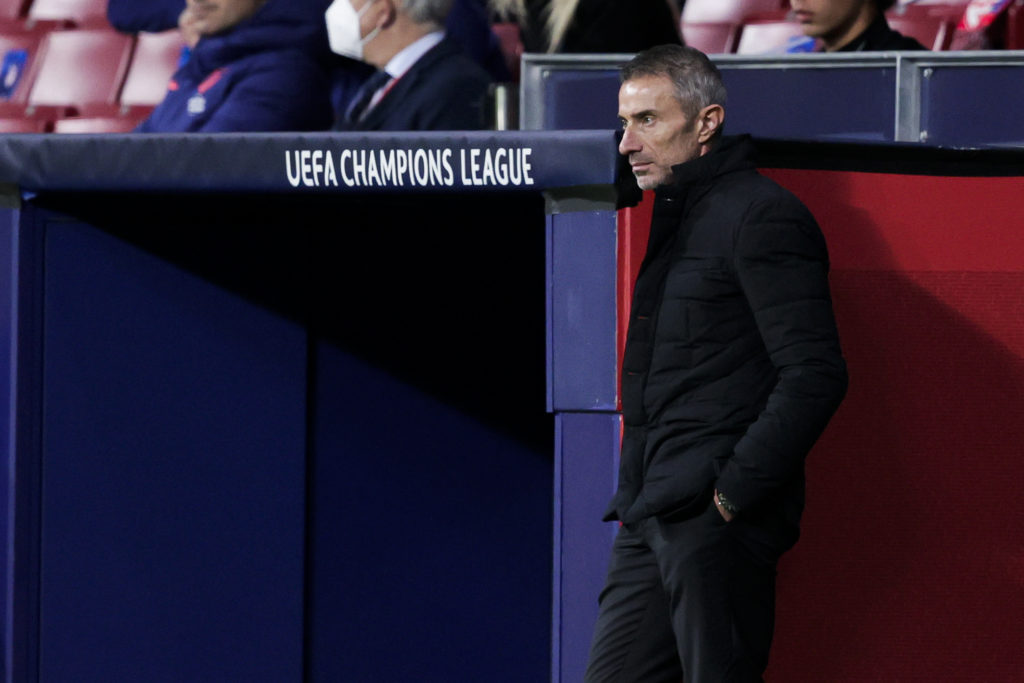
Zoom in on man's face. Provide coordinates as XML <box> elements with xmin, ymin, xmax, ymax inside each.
<box><xmin>618</xmin><ymin>75</ymin><xmax>702</xmax><ymax>191</ymax></box>
<box><xmin>185</xmin><ymin>0</ymin><xmax>265</xmax><ymax>36</ymax></box>
<box><xmin>789</xmin><ymin>0</ymin><xmax>869</xmax><ymax>42</ymax></box>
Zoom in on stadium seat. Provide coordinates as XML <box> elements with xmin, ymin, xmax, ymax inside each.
<box><xmin>0</xmin><ymin>115</ymin><xmax>49</xmax><ymax>131</ymax></box>
<box><xmin>0</xmin><ymin>0</ymin><xmax>30</xmax><ymax>24</ymax></box>
<box><xmin>27</xmin><ymin>0</ymin><xmax>109</xmax><ymax>26</ymax></box>
<box><xmin>680</xmin><ymin>22</ymin><xmax>741</xmax><ymax>54</ymax></box>
<box><xmin>681</xmin><ymin>0</ymin><xmax>786</xmax><ymax>24</ymax></box>
<box><xmin>0</xmin><ymin>24</ymin><xmax>48</xmax><ymax>104</ymax></box>
<box><xmin>25</xmin><ymin>28</ymin><xmax>134</xmax><ymax>110</ymax></box>
<box><xmin>119</xmin><ymin>29</ymin><xmax>187</xmax><ymax>109</ymax></box>
<box><xmin>1006</xmin><ymin>0</ymin><xmax>1024</xmax><ymax>49</ymax></box>
<box><xmin>735</xmin><ymin>16</ymin><xmax>808</xmax><ymax>54</ymax></box>
<box><xmin>53</xmin><ymin>114</ymin><xmax>143</xmax><ymax>133</ymax></box>
<box><xmin>887</xmin><ymin>9</ymin><xmax>956</xmax><ymax>49</ymax></box>
<box><xmin>491</xmin><ymin>21</ymin><xmax>523</xmax><ymax>83</ymax></box>
<box><xmin>681</xmin><ymin>0</ymin><xmax>787</xmax><ymax>54</ymax></box>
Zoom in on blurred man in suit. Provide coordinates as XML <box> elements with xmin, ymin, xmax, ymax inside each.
<box><xmin>326</xmin><ymin>0</ymin><xmax>493</xmax><ymax>131</ymax></box>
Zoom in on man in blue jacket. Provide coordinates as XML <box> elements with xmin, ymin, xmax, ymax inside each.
<box><xmin>130</xmin><ymin>0</ymin><xmax>335</xmax><ymax>132</ymax></box>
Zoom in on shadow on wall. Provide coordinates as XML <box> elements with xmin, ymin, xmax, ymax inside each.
<box><xmin>761</xmin><ymin>168</ymin><xmax>1024</xmax><ymax>681</ymax></box>
<box><xmin>33</xmin><ymin>190</ymin><xmax>553</xmax><ymax>453</ymax></box>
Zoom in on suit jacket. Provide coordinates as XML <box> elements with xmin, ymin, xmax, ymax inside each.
<box><xmin>333</xmin><ymin>38</ymin><xmax>493</xmax><ymax>132</ymax></box>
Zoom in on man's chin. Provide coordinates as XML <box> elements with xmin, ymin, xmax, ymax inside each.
<box><xmin>634</xmin><ymin>175</ymin><xmax>659</xmax><ymax>191</ymax></box>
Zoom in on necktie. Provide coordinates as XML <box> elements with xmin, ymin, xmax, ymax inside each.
<box><xmin>343</xmin><ymin>69</ymin><xmax>391</xmax><ymax>124</ymax></box>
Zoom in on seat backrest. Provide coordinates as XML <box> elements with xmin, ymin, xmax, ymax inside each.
<box><xmin>53</xmin><ymin>114</ymin><xmax>143</xmax><ymax>133</ymax></box>
<box><xmin>0</xmin><ymin>25</ymin><xmax>48</xmax><ymax>104</ymax></box>
<box><xmin>680</xmin><ymin>22</ymin><xmax>741</xmax><ymax>54</ymax></box>
<box><xmin>491</xmin><ymin>22</ymin><xmax>523</xmax><ymax>84</ymax></box>
<box><xmin>0</xmin><ymin>115</ymin><xmax>49</xmax><ymax>131</ymax></box>
<box><xmin>27</xmin><ymin>28</ymin><xmax>134</xmax><ymax>108</ymax></box>
<box><xmin>735</xmin><ymin>18</ymin><xmax>809</xmax><ymax>54</ymax></box>
<box><xmin>27</xmin><ymin>0</ymin><xmax>108</xmax><ymax>25</ymax></box>
<box><xmin>682</xmin><ymin>0</ymin><xmax>786</xmax><ymax>24</ymax></box>
<box><xmin>887</xmin><ymin>11</ymin><xmax>954</xmax><ymax>49</ymax></box>
<box><xmin>0</xmin><ymin>0</ymin><xmax>30</xmax><ymax>22</ymax></box>
<box><xmin>120</xmin><ymin>29</ymin><xmax>187</xmax><ymax>108</ymax></box>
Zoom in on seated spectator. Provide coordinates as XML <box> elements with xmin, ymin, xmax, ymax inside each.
<box><xmin>488</xmin><ymin>0</ymin><xmax>682</xmax><ymax>54</ymax></box>
<box><xmin>134</xmin><ymin>0</ymin><xmax>335</xmax><ymax>132</ymax></box>
<box><xmin>327</xmin><ymin>0</ymin><xmax>493</xmax><ymax>131</ymax></box>
<box><xmin>109</xmin><ymin>0</ymin><xmax>511</xmax><ymax>88</ymax></box>
<box><xmin>787</xmin><ymin>0</ymin><xmax>927</xmax><ymax>51</ymax></box>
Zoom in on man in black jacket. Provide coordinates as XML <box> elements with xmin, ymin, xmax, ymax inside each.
<box><xmin>584</xmin><ymin>44</ymin><xmax>848</xmax><ymax>682</ymax></box>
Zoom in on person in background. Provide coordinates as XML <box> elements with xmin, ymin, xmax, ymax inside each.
<box><xmin>132</xmin><ymin>0</ymin><xmax>335</xmax><ymax>132</ymax></box>
<box><xmin>487</xmin><ymin>0</ymin><xmax>682</xmax><ymax>54</ymax></box>
<box><xmin>788</xmin><ymin>0</ymin><xmax>927</xmax><ymax>51</ymax></box>
<box><xmin>585</xmin><ymin>44</ymin><xmax>847</xmax><ymax>682</ymax></box>
<box><xmin>107</xmin><ymin>0</ymin><xmax>512</xmax><ymax>107</ymax></box>
<box><xmin>327</xmin><ymin>0</ymin><xmax>493</xmax><ymax>131</ymax></box>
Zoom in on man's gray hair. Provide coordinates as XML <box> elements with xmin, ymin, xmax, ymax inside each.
<box><xmin>399</xmin><ymin>0</ymin><xmax>454</xmax><ymax>25</ymax></box>
<box><xmin>620</xmin><ymin>44</ymin><xmax>727</xmax><ymax>121</ymax></box>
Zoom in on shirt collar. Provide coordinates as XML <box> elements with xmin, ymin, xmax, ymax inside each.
<box><xmin>384</xmin><ymin>31</ymin><xmax>445</xmax><ymax>79</ymax></box>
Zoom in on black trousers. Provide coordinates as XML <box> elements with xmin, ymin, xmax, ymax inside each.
<box><xmin>584</xmin><ymin>502</ymin><xmax>786</xmax><ymax>683</ymax></box>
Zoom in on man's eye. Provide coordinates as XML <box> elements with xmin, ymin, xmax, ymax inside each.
<box><xmin>643</xmin><ymin>116</ymin><xmax>655</xmax><ymax>125</ymax></box>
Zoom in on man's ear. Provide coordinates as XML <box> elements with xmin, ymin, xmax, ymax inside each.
<box><xmin>378</xmin><ymin>0</ymin><xmax>398</xmax><ymax>28</ymax></box>
<box><xmin>696</xmin><ymin>104</ymin><xmax>724</xmax><ymax>144</ymax></box>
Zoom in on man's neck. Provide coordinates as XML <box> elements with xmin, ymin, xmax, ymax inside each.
<box><xmin>366</xmin><ymin>18</ymin><xmax>441</xmax><ymax>68</ymax></box>
<box><xmin>821</xmin><ymin>5</ymin><xmax>878</xmax><ymax>52</ymax></box>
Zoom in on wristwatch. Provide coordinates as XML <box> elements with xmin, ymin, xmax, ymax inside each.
<box><xmin>716</xmin><ymin>490</ymin><xmax>738</xmax><ymax>515</ymax></box>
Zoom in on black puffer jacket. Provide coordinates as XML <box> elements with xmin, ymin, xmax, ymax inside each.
<box><xmin>604</xmin><ymin>136</ymin><xmax>848</xmax><ymax>530</ymax></box>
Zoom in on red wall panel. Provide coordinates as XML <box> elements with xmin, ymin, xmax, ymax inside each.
<box><xmin>617</xmin><ymin>168</ymin><xmax>1024</xmax><ymax>680</ymax></box>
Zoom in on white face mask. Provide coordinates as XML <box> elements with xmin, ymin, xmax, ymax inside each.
<box><xmin>325</xmin><ymin>0</ymin><xmax>381</xmax><ymax>61</ymax></box>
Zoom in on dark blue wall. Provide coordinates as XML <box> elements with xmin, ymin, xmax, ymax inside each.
<box><xmin>6</xmin><ymin>189</ymin><xmax>553</xmax><ymax>682</ymax></box>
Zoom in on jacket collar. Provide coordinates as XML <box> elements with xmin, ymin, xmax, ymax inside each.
<box><xmin>657</xmin><ymin>134</ymin><xmax>757</xmax><ymax>203</ymax></box>
<box><xmin>837</xmin><ymin>12</ymin><xmax>893</xmax><ymax>52</ymax></box>
<box><xmin>189</xmin><ymin>0</ymin><xmax>330</xmax><ymax>72</ymax></box>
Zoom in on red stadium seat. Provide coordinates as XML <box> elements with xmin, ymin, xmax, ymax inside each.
<box><xmin>0</xmin><ymin>0</ymin><xmax>30</xmax><ymax>23</ymax></box>
<box><xmin>735</xmin><ymin>16</ymin><xmax>807</xmax><ymax>54</ymax></box>
<box><xmin>53</xmin><ymin>114</ymin><xmax>143</xmax><ymax>133</ymax></box>
<box><xmin>681</xmin><ymin>0</ymin><xmax>786</xmax><ymax>24</ymax></box>
<box><xmin>25</xmin><ymin>28</ymin><xmax>134</xmax><ymax>111</ymax></box>
<box><xmin>27</xmin><ymin>0</ymin><xmax>109</xmax><ymax>26</ymax></box>
<box><xmin>680</xmin><ymin>22</ymin><xmax>741</xmax><ymax>54</ymax></box>
<box><xmin>0</xmin><ymin>27</ymin><xmax>134</xmax><ymax>129</ymax></box>
<box><xmin>0</xmin><ymin>115</ymin><xmax>49</xmax><ymax>131</ymax></box>
<box><xmin>0</xmin><ymin>24</ymin><xmax>48</xmax><ymax>105</ymax></box>
<box><xmin>681</xmin><ymin>0</ymin><xmax>787</xmax><ymax>53</ymax></box>
<box><xmin>491</xmin><ymin>21</ymin><xmax>523</xmax><ymax>83</ymax></box>
<box><xmin>887</xmin><ymin>8</ymin><xmax>956</xmax><ymax>50</ymax></box>
<box><xmin>120</xmin><ymin>29</ymin><xmax>187</xmax><ymax>109</ymax></box>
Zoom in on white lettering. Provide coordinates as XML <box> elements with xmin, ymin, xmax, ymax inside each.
<box><xmin>286</xmin><ymin>150</ymin><xmax>301</xmax><ymax>187</ymax></box>
<box><xmin>324</xmin><ymin>150</ymin><xmax>338</xmax><ymax>186</ymax></box>
<box><xmin>300</xmin><ymin>150</ymin><xmax>313</xmax><ymax>187</ymax></box>
<box><xmin>469</xmin><ymin>148</ymin><xmax>482</xmax><ymax>185</ymax></box>
<box><xmin>494</xmin><ymin>148</ymin><xmax>508</xmax><ymax>185</ymax></box>
<box><xmin>482</xmin><ymin>148</ymin><xmax>496</xmax><ymax>186</ymax></box>
<box><xmin>442</xmin><ymin>149</ymin><xmax>454</xmax><ymax>186</ymax></box>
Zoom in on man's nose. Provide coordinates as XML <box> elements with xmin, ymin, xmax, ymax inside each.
<box><xmin>619</xmin><ymin>127</ymin><xmax>640</xmax><ymax>155</ymax></box>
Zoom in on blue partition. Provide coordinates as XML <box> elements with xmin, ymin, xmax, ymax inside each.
<box><xmin>0</xmin><ymin>131</ymin><xmax>623</xmax><ymax>683</ymax></box>
<box><xmin>522</xmin><ymin>51</ymin><xmax>1024</xmax><ymax>147</ymax></box>
<box><xmin>531</xmin><ymin>59</ymin><xmax>898</xmax><ymax>141</ymax></box>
